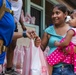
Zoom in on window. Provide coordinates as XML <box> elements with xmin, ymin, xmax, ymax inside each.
<box><xmin>30</xmin><ymin>0</ymin><xmax>45</xmax><ymax>37</ymax></box>
<box><xmin>31</xmin><ymin>7</ymin><xmax>41</xmax><ymax>26</ymax></box>
<box><xmin>31</xmin><ymin>0</ymin><xmax>42</xmax><ymax>6</ymax></box>
<box><xmin>31</xmin><ymin>7</ymin><xmax>41</xmax><ymax>36</ymax></box>
<box><xmin>24</xmin><ymin>0</ymin><xmax>45</xmax><ymax>37</ymax></box>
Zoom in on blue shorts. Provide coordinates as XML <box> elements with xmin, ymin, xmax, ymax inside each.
<box><xmin>0</xmin><ymin>52</ymin><xmax>6</xmax><ymax>64</ymax></box>
<box><xmin>52</xmin><ymin>64</ymin><xmax>74</xmax><ymax>75</ymax></box>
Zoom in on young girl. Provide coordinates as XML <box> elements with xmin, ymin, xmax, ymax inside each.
<box><xmin>46</xmin><ymin>18</ymin><xmax>76</xmax><ymax>74</ymax></box>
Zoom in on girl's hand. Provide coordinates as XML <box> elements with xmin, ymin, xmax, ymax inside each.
<box><xmin>54</xmin><ymin>41</ymin><xmax>60</xmax><ymax>46</ymax></box>
<box><xmin>34</xmin><ymin>36</ymin><xmax>41</xmax><ymax>47</ymax></box>
<box><xmin>63</xmin><ymin>46</ymin><xmax>76</xmax><ymax>54</ymax></box>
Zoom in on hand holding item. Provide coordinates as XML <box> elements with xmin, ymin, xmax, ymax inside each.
<box><xmin>24</xmin><ymin>30</ymin><xmax>38</xmax><ymax>39</ymax></box>
<box><xmin>34</xmin><ymin>36</ymin><xmax>41</xmax><ymax>47</ymax></box>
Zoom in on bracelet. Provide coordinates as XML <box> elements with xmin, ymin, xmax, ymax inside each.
<box><xmin>23</xmin><ymin>31</ymin><xmax>27</xmax><ymax>38</ymax></box>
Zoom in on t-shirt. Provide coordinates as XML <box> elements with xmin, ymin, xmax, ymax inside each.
<box><xmin>9</xmin><ymin>0</ymin><xmax>22</xmax><ymax>23</ymax></box>
<box><xmin>45</xmin><ymin>26</ymin><xmax>66</xmax><ymax>54</ymax></box>
<box><xmin>0</xmin><ymin>0</ymin><xmax>15</xmax><ymax>64</ymax></box>
<box><xmin>45</xmin><ymin>26</ymin><xmax>66</xmax><ymax>67</ymax></box>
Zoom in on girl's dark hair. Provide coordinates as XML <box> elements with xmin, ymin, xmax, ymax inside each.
<box><xmin>71</xmin><ymin>9</ymin><xmax>76</xmax><ymax>14</ymax></box>
<box><xmin>53</xmin><ymin>4</ymin><xmax>67</xmax><ymax>13</ymax></box>
<box><xmin>67</xmin><ymin>9</ymin><xmax>71</xmax><ymax>15</ymax></box>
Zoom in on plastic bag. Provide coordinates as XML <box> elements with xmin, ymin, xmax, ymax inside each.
<box><xmin>0</xmin><ymin>56</ymin><xmax>7</xmax><ymax>73</ymax></box>
<box><xmin>25</xmin><ymin>13</ymin><xmax>31</xmax><ymax>24</ymax></box>
<box><xmin>44</xmin><ymin>46</ymin><xmax>50</xmax><ymax>57</ymax></box>
<box><xmin>13</xmin><ymin>45</ymin><xmax>25</xmax><ymax>75</ymax></box>
<box><xmin>30</xmin><ymin>39</ymin><xmax>49</xmax><ymax>75</ymax></box>
<box><xmin>22</xmin><ymin>46</ymin><xmax>32</xmax><ymax>75</ymax></box>
<box><xmin>30</xmin><ymin>17</ymin><xmax>36</xmax><ymax>25</ymax></box>
<box><xmin>0</xmin><ymin>65</ymin><xmax>2</xmax><ymax>73</ymax></box>
<box><xmin>22</xmin><ymin>39</ymin><xmax>49</xmax><ymax>75</ymax></box>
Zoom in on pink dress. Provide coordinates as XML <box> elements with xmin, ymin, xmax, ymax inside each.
<box><xmin>46</xmin><ymin>28</ymin><xmax>76</xmax><ymax>73</ymax></box>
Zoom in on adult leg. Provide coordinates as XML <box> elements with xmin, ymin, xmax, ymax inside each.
<box><xmin>6</xmin><ymin>23</ymin><xmax>18</xmax><ymax>68</ymax></box>
<box><xmin>5</xmin><ymin>40</ymin><xmax>20</xmax><ymax>75</ymax></box>
<box><xmin>6</xmin><ymin>40</ymin><xmax>16</xmax><ymax>69</ymax></box>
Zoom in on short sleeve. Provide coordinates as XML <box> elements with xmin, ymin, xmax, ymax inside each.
<box><xmin>0</xmin><ymin>0</ymin><xmax>2</xmax><ymax>7</ymax></box>
<box><xmin>69</xmin><ymin>28</ymin><xmax>76</xmax><ymax>36</ymax></box>
<box><xmin>44</xmin><ymin>26</ymin><xmax>56</xmax><ymax>35</ymax></box>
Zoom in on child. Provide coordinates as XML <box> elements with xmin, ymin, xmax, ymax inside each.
<box><xmin>46</xmin><ymin>18</ymin><xmax>76</xmax><ymax>75</ymax></box>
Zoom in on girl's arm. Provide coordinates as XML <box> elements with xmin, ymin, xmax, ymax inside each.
<box><xmin>41</xmin><ymin>32</ymin><xmax>49</xmax><ymax>51</ymax></box>
<box><xmin>35</xmin><ymin>32</ymin><xmax>49</xmax><ymax>51</ymax></box>
<box><xmin>55</xmin><ymin>29</ymin><xmax>74</xmax><ymax>47</ymax></box>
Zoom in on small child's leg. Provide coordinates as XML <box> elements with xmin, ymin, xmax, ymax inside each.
<box><xmin>47</xmin><ymin>63</ymin><xmax>53</xmax><ymax>75</ymax></box>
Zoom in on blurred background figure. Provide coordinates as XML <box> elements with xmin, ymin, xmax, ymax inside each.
<box><xmin>70</xmin><ymin>9</ymin><xmax>76</xmax><ymax>19</ymax></box>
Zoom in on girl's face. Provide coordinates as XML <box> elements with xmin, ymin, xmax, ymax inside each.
<box><xmin>69</xmin><ymin>18</ymin><xmax>76</xmax><ymax>27</ymax></box>
<box><xmin>51</xmin><ymin>7</ymin><xmax>67</xmax><ymax>25</ymax></box>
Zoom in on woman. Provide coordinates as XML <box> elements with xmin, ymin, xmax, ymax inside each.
<box><xmin>35</xmin><ymin>4</ymin><xmax>74</xmax><ymax>75</ymax></box>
